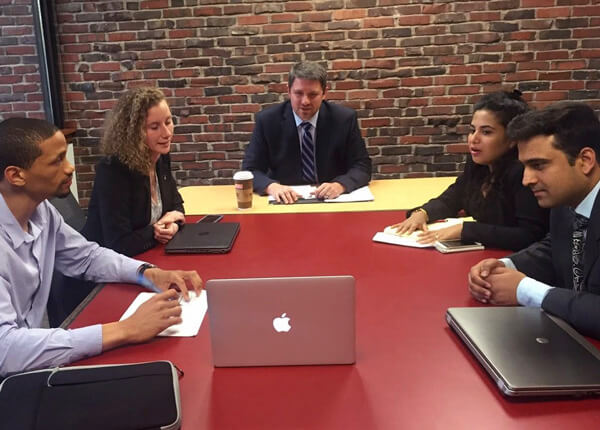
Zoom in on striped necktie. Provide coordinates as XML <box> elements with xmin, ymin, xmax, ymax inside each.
<box><xmin>300</xmin><ymin>121</ymin><xmax>317</xmax><ymax>184</ymax></box>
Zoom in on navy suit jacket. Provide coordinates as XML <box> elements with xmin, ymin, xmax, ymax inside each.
<box><xmin>510</xmin><ymin>190</ymin><xmax>600</xmax><ymax>338</ymax></box>
<box><xmin>242</xmin><ymin>100</ymin><xmax>372</xmax><ymax>194</ymax></box>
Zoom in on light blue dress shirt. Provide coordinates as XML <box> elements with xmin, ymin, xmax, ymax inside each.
<box><xmin>0</xmin><ymin>194</ymin><xmax>145</xmax><ymax>377</ymax></box>
<box><xmin>504</xmin><ymin>179</ymin><xmax>600</xmax><ymax>307</ymax></box>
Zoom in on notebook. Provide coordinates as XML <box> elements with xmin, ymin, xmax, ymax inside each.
<box><xmin>446</xmin><ymin>306</ymin><xmax>600</xmax><ymax>397</ymax></box>
<box><xmin>206</xmin><ymin>276</ymin><xmax>356</xmax><ymax>367</ymax></box>
<box><xmin>164</xmin><ymin>222</ymin><xmax>239</xmax><ymax>254</ymax></box>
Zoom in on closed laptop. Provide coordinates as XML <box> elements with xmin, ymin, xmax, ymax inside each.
<box><xmin>164</xmin><ymin>222</ymin><xmax>239</xmax><ymax>254</ymax></box>
<box><xmin>446</xmin><ymin>306</ymin><xmax>600</xmax><ymax>397</ymax></box>
<box><xmin>206</xmin><ymin>276</ymin><xmax>356</xmax><ymax>367</ymax></box>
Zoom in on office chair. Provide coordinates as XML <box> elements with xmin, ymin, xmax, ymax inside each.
<box><xmin>47</xmin><ymin>192</ymin><xmax>96</xmax><ymax>328</ymax></box>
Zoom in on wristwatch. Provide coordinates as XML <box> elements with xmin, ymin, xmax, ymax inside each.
<box><xmin>137</xmin><ymin>263</ymin><xmax>156</xmax><ymax>278</ymax></box>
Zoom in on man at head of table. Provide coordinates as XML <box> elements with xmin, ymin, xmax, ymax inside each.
<box><xmin>0</xmin><ymin>117</ymin><xmax>202</xmax><ymax>377</ymax></box>
<box><xmin>468</xmin><ymin>102</ymin><xmax>600</xmax><ymax>340</ymax></box>
<box><xmin>241</xmin><ymin>61</ymin><xmax>372</xmax><ymax>204</ymax></box>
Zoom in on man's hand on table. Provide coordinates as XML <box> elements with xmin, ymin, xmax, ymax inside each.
<box><xmin>102</xmin><ymin>268</ymin><xmax>203</xmax><ymax>350</ymax></box>
<box><xmin>144</xmin><ymin>268</ymin><xmax>202</xmax><ymax>301</ymax></box>
<box><xmin>267</xmin><ymin>183</ymin><xmax>300</xmax><ymax>204</ymax></box>
<box><xmin>313</xmin><ymin>182</ymin><xmax>345</xmax><ymax>199</ymax></box>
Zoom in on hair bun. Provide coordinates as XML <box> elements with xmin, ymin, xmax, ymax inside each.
<box><xmin>510</xmin><ymin>89</ymin><xmax>523</xmax><ymax>98</ymax></box>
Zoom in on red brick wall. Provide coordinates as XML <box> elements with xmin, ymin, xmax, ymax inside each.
<box><xmin>2</xmin><ymin>0</ymin><xmax>600</xmax><ymax>208</ymax></box>
<box><xmin>0</xmin><ymin>0</ymin><xmax>45</xmax><ymax>119</ymax></box>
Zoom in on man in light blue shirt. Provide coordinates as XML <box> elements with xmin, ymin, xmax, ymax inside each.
<box><xmin>468</xmin><ymin>102</ymin><xmax>600</xmax><ymax>339</ymax></box>
<box><xmin>0</xmin><ymin>118</ymin><xmax>202</xmax><ymax>377</ymax></box>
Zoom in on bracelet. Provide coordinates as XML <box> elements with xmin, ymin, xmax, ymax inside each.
<box><xmin>413</xmin><ymin>208</ymin><xmax>429</xmax><ymax>222</ymax></box>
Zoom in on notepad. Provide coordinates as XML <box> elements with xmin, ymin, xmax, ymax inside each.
<box><xmin>372</xmin><ymin>218</ymin><xmax>469</xmax><ymax>248</ymax></box>
<box><xmin>268</xmin><ymin>185</ymin><xmax>374</xmax><ymax>204</ymax></box>
<box><xmin>120</xmin><ymin>290</ymin><xmax>208</xmax><ymax>337</ymax></box>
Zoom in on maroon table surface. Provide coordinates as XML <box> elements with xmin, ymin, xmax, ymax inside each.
<box><xmin>71</xmin><ymin>211</ymin><xmax>600</xmax><ymax>429</ymax></box>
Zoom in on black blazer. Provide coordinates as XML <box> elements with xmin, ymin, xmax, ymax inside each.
<box><xmin>82</xmin><ymin>154</ymin><xmax>184</xmax><ymax>257</ymax></box>
<box><xmin>510</xmin><ymin>191</ymin><xmax>600</xmax><ymax>339</ymax></box>
<box><xmin>241</xmin><ymin>100</ymin><xmax>372</xmax><ymax>194</ymax></box>
<box><xmin>408</xmin><ymin>159</ymin><xmax>549</xmax><ymax>251</ymax></box>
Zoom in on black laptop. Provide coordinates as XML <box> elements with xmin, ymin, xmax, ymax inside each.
<box><xmin>165</xmin><ymin>222</ymin><xmax>240</xmax><ymax>254</ymax></box>
<box><xmin>446</xmin><ymin>306</ymin><xmax>600</xmax><ymax>397</ymax></box>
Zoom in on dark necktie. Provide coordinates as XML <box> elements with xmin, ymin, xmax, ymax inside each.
<box><xmin>572</xmin><ymin>212</ymin><xmax>589</xmax><ymax>291</ymax></box>
<box><xmin>300</xmin><ymin>122</ymin><xmax>317</xmax><ymax>184</ymax></box>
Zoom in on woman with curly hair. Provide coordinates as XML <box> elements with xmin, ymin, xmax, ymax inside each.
<box><xmin>82</xmin><ymin>87</ymin><xmax>185</xmax><ymax>256</ymax></box>
<box><xmin>391</xmin><ymin>90</ymin><xmax>549</xmax><ymax>251</ymax></box>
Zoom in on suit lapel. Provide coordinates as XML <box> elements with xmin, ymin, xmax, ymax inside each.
<box><xmin>583</xmin><ymin>192</ymin><xmax>600</xmax><ymax>287</ymax></box>
<box><xmin>315</xmin><ymin>101</ymin><xmax>332</xmax><ymax>179</ymax></box>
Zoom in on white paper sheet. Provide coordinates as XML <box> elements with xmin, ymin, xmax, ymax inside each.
<box><xmin>120</xmin><ymin>290</ymin><xmax>207</xmax><ymax>337</ymax></box>
<box><xmin>267</xmin><ymin>185</ymin><xmax>374</xmax><ymax>203</ymax></box>
<box><xmin>372</xmin><ymin>218</ymin><xmax>467</xmax><ymax>248</ymax></box>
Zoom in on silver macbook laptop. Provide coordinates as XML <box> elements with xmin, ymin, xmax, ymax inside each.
<box><xmin>446</xmin><ymin>307</ymin><xmax>600</xmax><ymax>397</ymax></box>
<box><xmin>206</xmin><ymin>276</ymin><xmax>355</xmax><ymax>367</ymax></box>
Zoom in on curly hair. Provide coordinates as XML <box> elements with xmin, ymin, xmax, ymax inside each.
<box><xmin>101</xmin><ymin>87</ymin><xmax>167</xmax><ymax>174</ymax></box>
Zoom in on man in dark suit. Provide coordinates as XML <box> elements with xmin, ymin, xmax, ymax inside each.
<box><xmin>468</xmin><ymin>102</ymin><xmax>600</xmax><ymax>339</ymax></box>
<box><xmin>242</xmin><ymin>61</ymin><xmax>372</xmax><ymax>204</ymax></box>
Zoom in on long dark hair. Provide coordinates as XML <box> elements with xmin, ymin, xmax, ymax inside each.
<box><xmin>471</xmin><ymin>90</ymin><xmax>529</xmax><ymax>194</ymax></box>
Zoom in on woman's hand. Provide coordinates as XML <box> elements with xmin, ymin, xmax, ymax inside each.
<box><xmin>390</xmin><ymin>210</ymin><xmax>428</xmax><ymax>235</ymax></box>
<box><xmin>158</xmin><ymin>210</ymin><xmax>185</xmax><ymax>225</ymax></box>
<box><xmin>416</xmin><ymin>223</ymin><xmax>462</xmax><ymax>244</ymax></box>
<box><xmin>153</xmin><ymin>221</ymin><xmax>178</xmax><ymax>244</ymax></box>
<box><xmin>153</xmin><ymin>211</ymin><xmax>185</xmax><ymax>243</ymax></box>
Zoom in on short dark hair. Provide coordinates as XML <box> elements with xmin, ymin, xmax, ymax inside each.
<box><xmin>0</xmin><ymin>118</ymin><xmax>58</xmax><ymax>181</ymax></box>
<box><xmin>507</xmin><ymin>102</ymin><xmax>600</xmax><ymax>164</ymax></box>
<box><xmin>288</xmin><ymin>61</ymin><xmax>327</xmax><ymax>92</ymax></box>
<box><xmin>473</xmin><ymin>90</ymin><xmax>529</xmax><ymax>128</ymax></box>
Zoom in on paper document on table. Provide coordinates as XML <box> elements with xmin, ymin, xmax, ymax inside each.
<box><xmin>268</xmin><ymin>185</ymin><xmax>374</xmax><ymax>203</ymax></box>
<box><xmin>372</xmin><ymin>218</ymin><xmax>469</xmax><ymax>248</ymax></box>
<box><xmin>120</xmin><ymin>290</ymin><xmax>207</xmax><ymax>337</ymax></box>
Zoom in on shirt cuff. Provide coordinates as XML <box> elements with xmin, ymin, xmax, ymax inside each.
<box><xmin>499</xmin><ymin>257</ymin><xmax>516</xmax><ymax>270</ymax></box>
<box><xmin>121</xmin><ymin>257</ymin><xmax>150</xmax><ymax>285</ymax></box>
<box><xmin>68</xmin><ymin>324</ymin><xmax>103</xmax><ymax>362</ymax></box>
<box><xmin>516</xmin><ymin>277</ymin><xmax>553</xmax><ymax>308</ymax></box>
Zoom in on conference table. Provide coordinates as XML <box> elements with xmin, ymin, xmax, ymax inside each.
<box><xmin>70</xmin><ymin>192</ymin><xmax>600</xmax><ymax>429</ymax></box>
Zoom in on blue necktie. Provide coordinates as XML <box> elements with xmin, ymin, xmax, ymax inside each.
<box><xmin>300</xmin><ymin>122</ymin><xmax>317</xmax><ymax>184</ymax></box>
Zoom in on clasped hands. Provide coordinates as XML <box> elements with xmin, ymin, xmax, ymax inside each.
<box><xmin>153</xmin><ymin>210</ymin><xmax>185</xmax><ymax>244</ymax></box>
<box><xmin>267</xmin><ymin>182</ymin><xmax>345</xmax><ymax>204</ymax></box>
<box><xmin>468</xmin><ymin>258</ymin><xmax>526</xmax><ymax>306</ymax></box>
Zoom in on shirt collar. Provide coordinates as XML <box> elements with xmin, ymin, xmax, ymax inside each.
<box><xmin>293</xmin><ymin>109</ymin><xmax>319</xmax><ymax>129</ymax></box>
<box><xmin>575</xmin><ymin>178</ymin><xmax>600</xmax><ymax>219</ymax></box>
<box><xmin>0</xmin><ymin>194</ymin><xmax>44</xmax><ymax>248</ymax></box>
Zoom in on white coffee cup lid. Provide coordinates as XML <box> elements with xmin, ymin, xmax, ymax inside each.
<box><xmin>233</xmin><ymin>171</ymin><xmax>253</xmax><ymax>180</ymax></box>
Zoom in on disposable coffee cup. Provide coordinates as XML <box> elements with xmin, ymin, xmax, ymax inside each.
<box><xmin>233</xmin><ymin>171</ymin><xmax>253</xmax><ymax>209</ymax></box>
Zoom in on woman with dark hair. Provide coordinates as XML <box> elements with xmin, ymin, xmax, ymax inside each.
<box><xmin>83</xmin><ymin>87</ymin><xmax>185</xmax><ymax>256</ymax></box>
<box><xmin>392</xmin><ymin>90</ymin><xmax>549</xmax><ymax>251</ymax></box>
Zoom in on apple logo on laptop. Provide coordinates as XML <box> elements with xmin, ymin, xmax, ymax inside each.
<box><xmin>273</xmin><ymin>313</ymin><xmax>291</xmax><ymax>332</ymax></box>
